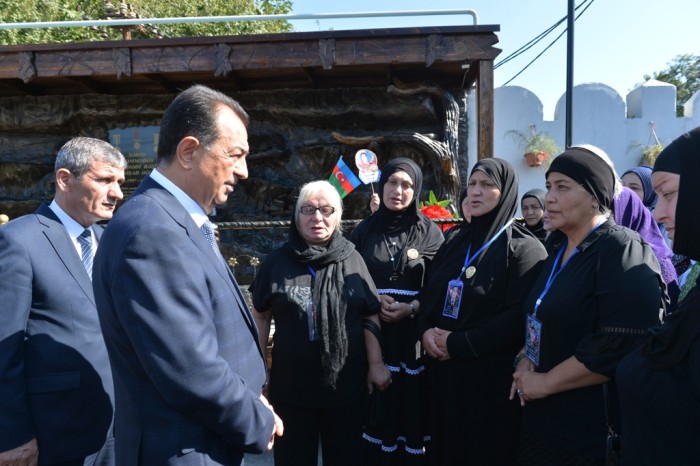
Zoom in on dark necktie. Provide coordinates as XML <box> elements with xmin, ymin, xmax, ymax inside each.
<box><xmin>200</xmin><ymin>222</ymin><xmax>227</xmax><ymax>268</ymax></box>
<box><xmin>77</xmin><ymin>229</ymin><xmax>93</xmax><ymax>280</ymax></box>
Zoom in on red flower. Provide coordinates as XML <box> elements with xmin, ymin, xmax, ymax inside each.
<box><xmin>420</xmin><ymin>204</ymin><xmax>456</xmax><ymax>232</ymax></box>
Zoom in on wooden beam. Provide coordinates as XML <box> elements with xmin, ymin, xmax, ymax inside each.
<box><xmin>142</xmin><ymin>73</ymin><xmax>179</xmax><ymax>93</ymax></box>
<box><xmin>67</xmin><ymin>76</ymin><xmax>109</xmax><ymax>93</ymax></box>
<box><xmin>476</xmin><ymin>60</ymin><xmax>495</xmax><ymax>160</ymax></box>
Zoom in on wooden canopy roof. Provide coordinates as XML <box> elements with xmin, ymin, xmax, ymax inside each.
<box><xmin>0</xmin><ymin>24</ymin><xmax>500</xmax><ymax>155</ymax></box>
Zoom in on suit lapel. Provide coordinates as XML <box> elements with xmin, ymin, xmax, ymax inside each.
<box><xmin>138</xmin><ymin>178</ymin><xmax>261</xmax><ymax>353</ymax></box>
<box><xmin>36</xmin><ymin>205</ymin><xmax>95</xmax><ymax>305</ymax></box>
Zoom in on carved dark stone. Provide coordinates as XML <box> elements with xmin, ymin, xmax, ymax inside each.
<box><xmin>0</xmin><ymin>84</ymin><xmax>469</xmax><ymax>269</ymax></box>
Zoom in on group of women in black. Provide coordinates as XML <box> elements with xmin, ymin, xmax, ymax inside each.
<box><xmin>250</xmin><ymin>125</ymin><xmax>700</xmax><ymax>466</ymax></box>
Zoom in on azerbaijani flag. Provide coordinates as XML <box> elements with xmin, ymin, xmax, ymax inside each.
<box><xmin>329</xmin><ymin>157</ymin><xmax>361</xmax><ymax>198</ymax></box>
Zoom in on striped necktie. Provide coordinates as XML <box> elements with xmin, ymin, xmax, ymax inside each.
<box><xmin>200</xmin><ymin>222</ymin><xmax>227</xmax><ymax>268</ymax></box>
<box><xmin>77</xmin><ymin>229</ymin><xmax>93</xmax><ymax>280</ymax></box>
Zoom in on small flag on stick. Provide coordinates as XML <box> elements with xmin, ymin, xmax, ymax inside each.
<box><xmin>329</xmin><ymin>157</ymin><xmax>361</xmax><ymax>198</ymax></box>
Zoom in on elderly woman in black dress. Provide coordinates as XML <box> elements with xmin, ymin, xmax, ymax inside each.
<box><xmin>250</xmin><ymin>180</ymin><xmax>391</xmax><ymax>466</ymax></box>
<box><xmin>350</xmin><ymin>157</ymin><xmax>443</xmax><ymax>465</ymax></box>
<box><xmin>417</xmin><ymin>158</ymin><xmax>547</xmax><ymax>465</ymax></box>
<box><xmin>512</xmin><ymin>146</ymin><xmax>663</xmax><ymax>465</ymax></box>
<box><xmin>616</xmin><ymin>126</ymin><xmax>700</xmax><ymax>465</ymax></box>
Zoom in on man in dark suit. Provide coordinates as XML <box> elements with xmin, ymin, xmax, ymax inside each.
<box><xmin>0</xmin><ymin>137</ymin><xmax>126</xmax><ymax>465</ymax></box>
<box><xmin>93</xmin><ymin>85</ymin><xmax>283</xmax><ymax>465</ymax></box>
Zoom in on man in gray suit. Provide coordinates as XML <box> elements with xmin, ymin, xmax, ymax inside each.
<box><xmin>0</xmin><ymin>137</ymin><xmax>126</xmax><ymax>465</ymax></box>
<box><xmin>93</xmin><ymin>85</ymin><xmax>283</xmax><ymax>465</ymax></box>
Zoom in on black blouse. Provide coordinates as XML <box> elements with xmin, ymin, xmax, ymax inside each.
<box><xmin>417</xmin><ymin>223</ymin><xmax>547</xmax><ymax>359</ymax></box>
<box><xmin>521</xmin><ymin>219</ymin><xmax>663</xmax><ymax>458</ymax></box>
<box><xmin>350</xmin><ymin>219</ymin><xmax>443</xmax><ymax>294</ymax></box>
<box><xmin>250</xmin><ymin>248</ymin><xmax>380</xmax><ymax>407</ymax></box>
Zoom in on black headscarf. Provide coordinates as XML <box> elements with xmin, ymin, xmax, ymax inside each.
<box><xmin>546</xmin><ymin>147</ymin><xmax>616</xmax><ymax>211</ymax></box>
<box><xmin>654</xmin><ymin>126</ymin><xmax>700</xmax><ymax>259</ymax></box>
<box><xmin>361</xmin><ymin>157</ymin><xmax>438</xmax><ymax>272</ymax></box>
<box><xmin>521</xmin><ymin>188</ymin><xmax>547</xmax><ymax>241</ymax></box>
<box><xmin>645</xmin><ymin>125</ymin><xmax>700</xmax><ymax>370</ymax></box>
<box><xmin>285</xmin><ymin>216</ymin><xmax>356</xmax><ymax>388</ymax></box>
<box><xmin>468</xmin><ymin>158</ymin><xmax>519</xmax><ymax>249</ymax></box>
<box><xmin>370</xmin><ymin>157</ymin><xmax>422</xmax><ymax>234</ymax></box>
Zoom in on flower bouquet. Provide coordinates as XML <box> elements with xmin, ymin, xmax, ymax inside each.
<box><xmin>420</xmin><ymin>191</ymin><xmax>458</xmax><ymax>232</ymax></box>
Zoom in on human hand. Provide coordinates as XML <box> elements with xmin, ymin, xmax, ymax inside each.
<box><xmin>0</xmin><ymin>439</ymin><xmax>38</xmax><ymax>466</ymax></box>
<box><xmin>369</xmin><ymin>193</ymin><xmax>380</xmax><ymax>213</ymax></box>
<box><xmin>421</xmin><ymin>327</ymin><xmax>447</xmax><ymax>359</ymax></box>
<box><xmin>511</xmin><ymin>366</ymin><xmax>549</xmax><ymax>405</ymax></box>
<box><xmin>433</xmin><ymin>328</ymin><xmax>452</xmax><ymax>361</ymax></box>
<box><xmin>380</xmin><ymin>300</ymin><xmax>412</xmax><ymax>323</ymax></box>
<box><xmin>509</xmin><ymin>357</ymin><xmax>535</xmax><ymax>406</ymax></box>
<box><xmin>260</xmin><ymin>395</ymin><xmax>284</xmax><ymax>451</ymax></box>
<box><xmin>367</xmin><ymin>362</ymin><xmax>391</xmax><ymax>393</ymax></box>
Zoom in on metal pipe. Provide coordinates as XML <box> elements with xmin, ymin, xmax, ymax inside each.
<box><xmin>565</xmin><ymin>0</ymin><xmax>574</xmax><ymax>148</ymax></box>
<box><xmin>0</xmin><ymin>9</ymin><xmax>479</xmax><ymax>31</ymax></box>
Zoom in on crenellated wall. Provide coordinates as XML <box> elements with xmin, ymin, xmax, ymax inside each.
<box><xmin>466</xmin><ymin>79</ymin><xmax>700</xmax><ymax>212</ymax></box>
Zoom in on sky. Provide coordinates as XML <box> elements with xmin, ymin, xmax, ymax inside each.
<box><xmin>287</xmin><ymin>0</ymin><xmax>700</xmax><ymax>120</ymax></box>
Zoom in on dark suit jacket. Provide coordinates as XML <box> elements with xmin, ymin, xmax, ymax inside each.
<box><xmin>93</xmin><ymin>176</ymin><xmax>274</xmax><ymax>466</ymax></box>
<box><xmin>0</xmin><ymin>204</ymin><xmax>114</xmax><ymax>464</ymax></box>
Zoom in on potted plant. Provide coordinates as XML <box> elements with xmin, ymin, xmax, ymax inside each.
<box><xmin>506</xmin><ymin>124</ymin><xmax>561</xmax><ymax>168</ymax></box>
<box><xmin>639</xmin><ymin>143</ymin><xmax>664</xmax><ymax>166</ymax></box>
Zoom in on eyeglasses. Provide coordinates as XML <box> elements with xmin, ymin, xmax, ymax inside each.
<box><xmin>299</xmin><ymin>205</ymin><xmax>335</xmax><ymax>216</ymax></box>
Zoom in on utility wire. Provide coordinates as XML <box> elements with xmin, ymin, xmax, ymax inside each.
<box><xmin>501</xmin><ymin>0</ymin><xmax>596</xmax><ymax>86</ymax></box>
<box><xmin>495</xmin><ymin>0</ymin><xmax>591</xmax><ymax>69</ymax></box>
<box><xmin>494</xmin><ymin>15</ymin><xmax>567</xmax><ymax>69</ymax></box>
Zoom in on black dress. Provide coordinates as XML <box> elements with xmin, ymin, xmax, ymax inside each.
<box><xmin>350</xmin><ymin>215</ymin><xmax>443</xmax><ymax>465</ymax></box>
<box><xmin>250</xmin><ymin>246</ymin><xmax>380</xmax><ymax>466</ymax></box>
<box><xmin>519</xmin><ymin>220</ymin><xmax>662</xmax><ymax>464</ymax></box>
<box><xmin>616</xmin><ymin>312</ymin><xmax>700</xmax><ymax>465</ymax></box>
<box><xmin>417</xmin><ymin>223</ymin><xmax>547</xmax><ymax>466</ymax></box>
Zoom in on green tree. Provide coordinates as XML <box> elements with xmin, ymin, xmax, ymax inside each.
<box><xmin>644</xmin><ymin>53</ymin><xmax>700</xmax><ymax>117</ymax></box>
<box><xmin>0</xmin><ymin>0</ymin><xmax>292</xmax><ymax>45</ymax></box>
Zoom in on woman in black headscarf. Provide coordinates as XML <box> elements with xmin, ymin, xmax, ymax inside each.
<box><xmin>350</xmin><ymin>157</ymin><xmax>443</xmax><ymax>466</ymax></box>
<box><xmin>417</xmin><ymin>158</ymin><xmax>547</xmax><ymax>465</ymax></box>
<box><xmin>519</xmin><ymin>188</ymin><xmax>548</xmax><ymax>243</ymax></box>
<box><xmin>513</xmin><ymin>146</ymin><xmax>663</xmax><ymax>465</ymax></box>
<box><xmin>251</xmin><ymin>180</ymin><xmax>391</xmax><ymax>466</ymax></box>
<box><xmin>616</xmin><ymin>126</ymin><xmax>700</xmax><ymax>465</ymax></box>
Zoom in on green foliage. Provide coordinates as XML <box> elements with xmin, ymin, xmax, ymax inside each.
<box><xmin>0</xmin><ymin>0</ymin><xmax>292</xmax><ymax>44</ymax></box>
<box><xmin>639</xmin><ymin>143</ymin><xmax>664</xmax><ymax>166</ymax></box>
<box><xmin>420</xmin><ymin>190</ymin><xmax>454</xmax><ymax>211</ymax></box>
<box><xmin>643</xmin><ymin>53</ymin><xmax>700</xmax><ymax>117</ymax></box>
<box><xmin>506</xmin><ymin>124</ymin><xmax>561</xmax><ymax>160</ymax></box>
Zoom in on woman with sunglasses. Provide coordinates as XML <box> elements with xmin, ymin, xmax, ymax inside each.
<box><xmin>250</xmin><ymin>180</ymin><xmax>390</xmax><ymax>466</ymax></box>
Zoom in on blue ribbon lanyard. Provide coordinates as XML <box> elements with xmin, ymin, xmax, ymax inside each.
<box><xmin>532</xmin><ymin>220</ymin><xmax>605</xmax><ymax>317</ymax></box>
<box><xmin>532</xmin><ymin>243</ymin><xmax>578</xmax><ymax>317</ymax></box>
<box><xmin>307</xmin><ymin>265</ymin><xmax>316</xmax><ymax>278</ymax></box>
<box><xmin>457</xmin><ymin>219</ymin><xmax>513</xmax><ymax>279</ymax></box>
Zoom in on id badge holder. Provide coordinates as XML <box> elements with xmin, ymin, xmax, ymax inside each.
<box><xmin>442</xmin><ymin>279</ymin><xmax>464</xmax><ymax>319</ymax></box>
<box><xmin>525</xmin><ymin>314</ymin><xmax>542</xmax><ymax>366</ymax></box>
<box><xmin>306</xmin><ymin>299</ymin><xmax>318</xmax><ymax>341</ymax></box>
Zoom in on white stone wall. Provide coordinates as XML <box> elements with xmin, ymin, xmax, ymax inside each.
<box><xmin>466</xmin><ymin>80</ymin><xmax>700</xmax><ymax>215</ymax></box>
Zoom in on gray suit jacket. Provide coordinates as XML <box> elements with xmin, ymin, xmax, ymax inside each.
<box><xmin>0</xmin><ymin>204</ymin><xmax>114</xmax><ymax>464</ymax></box>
